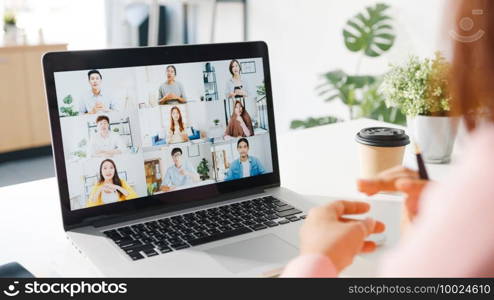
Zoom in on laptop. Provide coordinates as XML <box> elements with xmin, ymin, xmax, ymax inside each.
<box><xmin>42</xmin><ymin>41</ymin><xmax>317</xmax><ymax>277</ymax></box>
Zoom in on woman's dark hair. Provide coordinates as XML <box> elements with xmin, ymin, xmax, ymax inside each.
<box><xmin>171</xmin><ymin>148</ymin><xmax>182</xmax><ymax>156</ymax></box>
<box><xmin>88</xmin><ymin>69</ymin><xmax>102</xmax><ymax>80</ymax></box>
<box><xmin>237</xmin><ymin>138</ymin><xmax>249</xmax><ymax>148</ymax></box>
<box><xmin>98</xmin><ymin>159</ymin><xmax>123</xmax><ymax>197</ymax></box>
<box><xmin>170</xmin><ymin>106</ymin><xmax>185</xmax><ymax>133</ymax></box>
<box><xmin>96</xmin><ymin>115</ymin><xmax>109</xmax><ymax>124</ymax></box>
<box><xmin>229</xmin><ymin>59</ymin><xmax>241</xmax><ymax>76</ymax></box>
<box><xmin>225</xmin><ymin>100</ymin><xmax>254</xmax><ymax>137</ymax></box>
<box><xmin>167</xmin><ymin>65</ymin><xmax>177</xmax><ymax>75</ymax></box>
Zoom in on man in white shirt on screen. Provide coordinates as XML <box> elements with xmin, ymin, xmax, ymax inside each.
<box><xmin>79</xmin><ymin>69</ymin><xmax>119</xmax><ymax>114</ymax></box>
<box><xmin>162</xmin><ymin>148</ymin><xmax>200</xmax><ymax>191</ymax></box>
<box><xmin>89</xmin><ymin>115</ymin><xmax>126</xmax><ymax>158</ymax></box>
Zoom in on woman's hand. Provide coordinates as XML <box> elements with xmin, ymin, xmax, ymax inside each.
<box><xmin>357</xmin><ymin>166</ymin><xmax>429</xmax><ymax>219</ymax></box>
<box><xmin>111</xmin><ymin>184</ymin><xmax>129</xmax><ymax>196</ymax></box>
<box><xmin>299</xmin><ymin>200</ymin><xmax>385</xmax><ymax>273</ymax></box>
<box><xmin>102</xmin><ymin>183</ymin><xmax>117</xmax><ymax>193</ymax></box>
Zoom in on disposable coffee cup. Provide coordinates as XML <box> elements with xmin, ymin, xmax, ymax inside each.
<box><xmin>356</xmin><ymin>127</ymin><xmax>410</xmax><ymax>179</ymax></box>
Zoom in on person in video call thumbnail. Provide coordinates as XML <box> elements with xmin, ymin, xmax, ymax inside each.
<box><xmin>225</xmin><ymin>59</ymin><xmax>249</xmax><ymax>99</ymax></box>
<box><xmin>86</xmin><ymin>159</ymin><xmax>138</xmax><ymax>207</ymax></box>
<box><xmin>224</xmin><ymin>138</ymin><xmax>265</xmax><ymax>181</ymax></box>
<box><xmin>79</xmin><ymin>69</ymin><xmax>119</xmax><ymax>114</ymax></box>
<box><xmin>166</xmin><ymin>106</ymin><xmax>189</xmax><ymax>144</ymax></box>
<box><xmin>161</xmin><ymin>148</ymin><xmax>200</xmax><ymax>191</ymax></box>
<box><xmin>225</xmin><ymin>100</ymin><xmax>254</xmax><ymax>138</ymax></box>
<box><xmin>158</xmin><ymin>65</ymin><xmax>187</xmax><ymax>105</ymax></box>
<box><xmin>89</xmin><ymin>115</ymin><xmax>126</xmax><ymax>158</ymax></box>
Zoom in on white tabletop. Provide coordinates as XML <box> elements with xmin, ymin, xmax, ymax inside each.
<box><xmin>0</xmin><ymin>119</ymin><xmax>455</xmax><ymax>277</ymax></box>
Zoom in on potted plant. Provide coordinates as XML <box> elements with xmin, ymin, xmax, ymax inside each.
<box><xmin>213</xmin><ymin>119</ymin><xmax>220</xmax><ymax>127</ymax></box>
<box><xmin>380</xmin><ymin>52</ymin><xmax>458</xmax><ymax>163</ymax></box>
<box><xmin>70</xmin><ymin>138</ymin><xmax>87</xmax><ymax>161</ymax></box>
<box><xmin>60</xmin><ymin>95</ymin><xmax>79</xmax><ymax>117</ymax></box>
<box><xmin>197</xmin><ymin>158</ymin><xmax>210</xmax><ymax>181</ymax></box>
<box><xmin>292</xmin><ymin>3</ymin><xmax>405</xmax><ymax>129</ymax></box>
<box><xmin>256</xmin><ymin>82</ymin><xmax>266</xmax><ymax>97</ymax></box>
<box><xmin>3</xmin><ymin>11</ymin><xmax>17</xmax><ymax>44</ymax></box>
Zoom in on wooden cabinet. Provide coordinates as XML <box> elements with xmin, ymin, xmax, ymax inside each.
<box><xmin>0</xmin><ymin>44</ymin><xmax>67</xmax><ymax>153</ymax></box>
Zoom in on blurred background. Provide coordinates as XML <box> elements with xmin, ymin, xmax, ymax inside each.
<box><xmin>0</xmin><ymin>0</ymin><xmax>448</xmax><ymax>187</ymax></box>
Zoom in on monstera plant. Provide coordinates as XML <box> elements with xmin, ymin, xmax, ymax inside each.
<box><xmin>343</xmin><ymin>3</ymin><xmax>395</xmax><ymax>57</ymax></box>
<box><xmin>291</xmin><ymin>2</ymin><xmax>405</xmax><ymax>129</ymax></box>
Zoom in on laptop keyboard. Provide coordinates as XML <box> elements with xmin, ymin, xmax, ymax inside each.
<box><xmin>102</xmin><ymin>196</ymin><xmax>305</xmax><ymax>261</ymax></box>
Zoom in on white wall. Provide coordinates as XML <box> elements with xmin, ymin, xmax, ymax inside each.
<box><xmin>4</xmin><ymin>0</ymin><xmax>106</xmax><ymax>49</ymax></box>
<box><xmin>187</xmin><ymin>102</ymin><xmax>209</xmax><ymax>130</ymax></box>
<box><xmin>138</xmin><ymin>107</ymin><xmax>165</xmax><ymax>147</ymax></box>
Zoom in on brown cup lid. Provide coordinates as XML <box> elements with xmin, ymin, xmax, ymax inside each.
<box><xmin>356</xmin><ymin>127</ymin><xmax>410</xmax><ymax>147</ymax></box>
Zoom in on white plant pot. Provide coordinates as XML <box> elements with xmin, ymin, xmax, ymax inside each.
<box><xmin>406</xmin><ymin>115</ymin><xmax>459</xmax><ymax>164</ymax></box>
<box><xmin>3</xmin><ymin>24</ymin><xmax>18</xmax><ymax>45</ymax></box>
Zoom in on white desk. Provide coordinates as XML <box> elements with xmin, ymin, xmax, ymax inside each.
<box><xmin>0</xmin><ymin>119</ymin><xmax>455</xmax><ymax>277</ymax></box>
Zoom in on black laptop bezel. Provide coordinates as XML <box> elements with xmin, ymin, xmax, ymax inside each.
<box><xmin>42</xmin><ymin>41</ymin><xmax>281</xmax><ymax>230</ymax></box>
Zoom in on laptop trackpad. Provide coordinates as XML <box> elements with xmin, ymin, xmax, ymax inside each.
<box><xmin>205</xmin><ymin>234</ymin><xmax>298</xmax><ymax>274</ymax></box>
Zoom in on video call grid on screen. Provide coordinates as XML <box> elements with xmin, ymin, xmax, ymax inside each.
<box><xmin>54</xmin><ymin>58</ymin><xmax>273</xmax><ymax>211</ymax></box>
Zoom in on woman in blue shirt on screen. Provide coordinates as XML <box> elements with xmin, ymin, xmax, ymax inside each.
<box><xmin>224</xmin><ymin>138</ymin><xmax>265</xmax><ymax>181</ymax></box>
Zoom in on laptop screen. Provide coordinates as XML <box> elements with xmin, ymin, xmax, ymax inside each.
<box><xmin>54</xmin><ymin>58</ymin><xmax>273</xmax><ymax>211</ymax></box>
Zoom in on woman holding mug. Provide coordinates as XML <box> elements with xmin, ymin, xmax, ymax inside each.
<box><xmin>225</xmin><ymin>59</ymin><xmax>249</xmax><ymax>100</ymax></box>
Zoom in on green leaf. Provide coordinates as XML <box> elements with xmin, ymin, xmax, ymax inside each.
<box><xmin>357</xmin><ymin>80</ymin><xmax>407</xmax><ymax>125</ymax></box>
<box><xmin>63</xmin><ymin>94</ymin><xmax>73</xmax><ymax>105</ymax></box>
<box><xmin>323</xmin><ymin>70</ymin><xmax>347</xmax><ymax>85</ymax></box>
<box><xmin>323</xmin><ymin>94</ymin><xmax>340</xmax><ymax>102</ymax></box>
<box><xmin>290</xmin><ymin>116</ymin><xmax>342</xmax><ymax>130</ymax></box>
<box><xmin>346</xmin><ymin>75</ymin><xmax>376</xmax><ymax>88</ymax></box>
<box><xmin>343</xmin><ymin>2</ymin><xmax>395</xmax><ymax>57</ymax></box>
